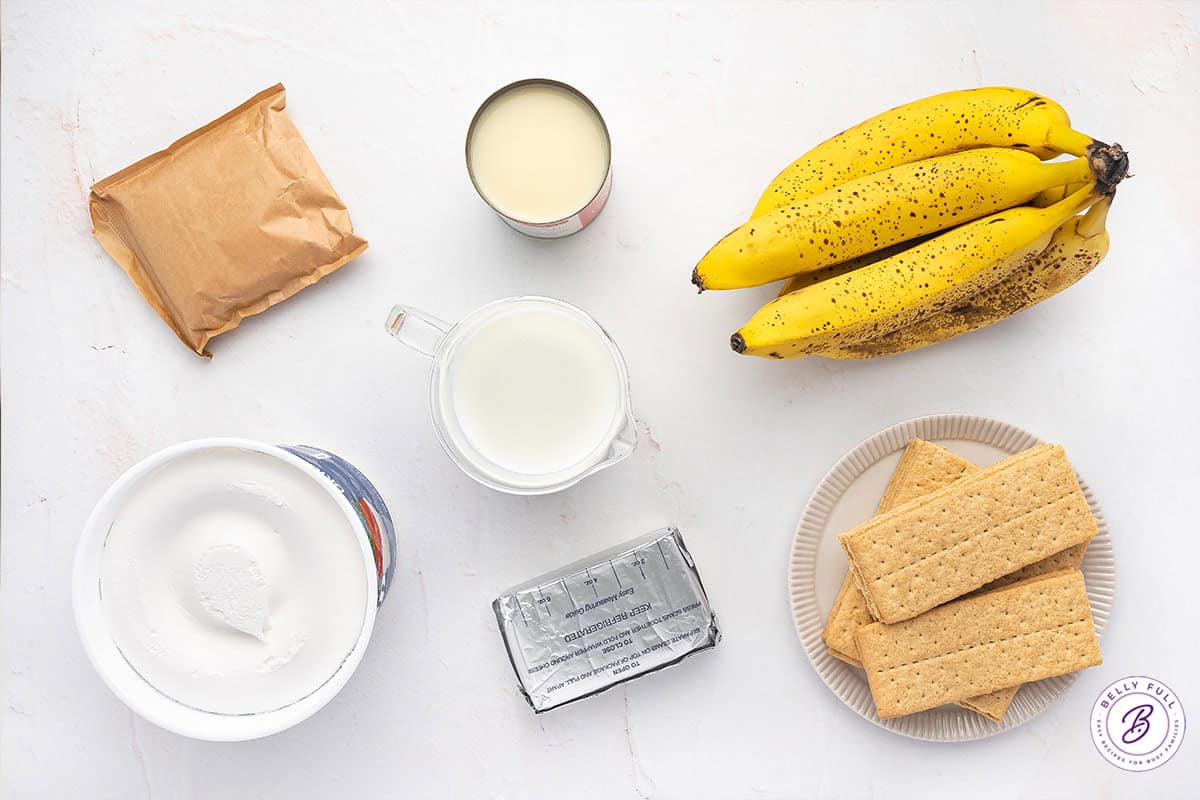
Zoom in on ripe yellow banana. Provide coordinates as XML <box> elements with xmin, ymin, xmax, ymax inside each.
<box><xmin>776</xmin><ymin>237</ymin><xmax>934</xmax><ymax>297</ymax></box>
<box><xmin>822</xmin><ymin>198</ymin><xmax>1111</xmax><ymax>359</ymax></box>
<box><xmin>752</xmin><ymin>87</ymin><xmax>1095</xmax><ymax>217</ymax></box>
<box><xmin>770</xmin><ymin>182</ymin><xmax>1087</xmax><ymax>299</ymax></box>
<box><xmin>694</xmin><ymin>148</ymin><xmax>1092</xmax><ymax>291</ymax></box>
<box><xmin>730</xmin><ymin>185</ymin><xmax>1099</xmax><ymax>359</ymax></box>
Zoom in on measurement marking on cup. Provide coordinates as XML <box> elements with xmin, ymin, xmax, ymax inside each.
<box><xmin>632</xmin><ymin>555</ymin><xmax>647</xmax><ymax>580</ymax></box>
<box><xmin>536</xmin><ymin>587</ymin><xmax>551</xmax><ymax>618</ymax></box>
<box><xmin>561</xmin><ymin>579</ymin><xmax>577</xmax><ymax>611</ymax></box>
<box><xmin>585</xmin><ymin>568</ymin><xmax>599</xmax><ymax>598</ymax></box>
<box><xmin>657</xmin><ymin>540</ymin><xmax>670</xmax><ymax>570</ymax></box>
<box><xmin>609</xmin><ymin>560</ymin><xmax>622</xmax><ymax>587</ymax></box>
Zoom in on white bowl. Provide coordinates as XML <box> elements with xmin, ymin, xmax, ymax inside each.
<box><xmin>72</xmin><ymin>438</ymin><xmax>387</xmax><ymax>741</ymax></box>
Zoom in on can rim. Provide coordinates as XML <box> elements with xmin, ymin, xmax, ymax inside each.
<box><xmin>71</xmin><ymin>438</ymin><xmax>379</xmax><ymax>741</ymax></box>
<box><xmin>465</xmin><ymin>78</ymin><xmax>613</xmax><ymax>227</ymax></box>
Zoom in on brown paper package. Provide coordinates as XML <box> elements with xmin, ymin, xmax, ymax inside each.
<box><xmin>89</xmin><ymin>84</ymin><xmax>368</xmax><ymax>357</ymax></box>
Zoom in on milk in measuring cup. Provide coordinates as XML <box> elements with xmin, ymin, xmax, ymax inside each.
<box><xmin>387</xmin><ymin>296</ymin><xmax>636</xmax><ymax>494</ymax></box>
<box><xmin>445</xmin><ymin>301</ymin><xmax>624</xmax><ymax>481</ymax></box>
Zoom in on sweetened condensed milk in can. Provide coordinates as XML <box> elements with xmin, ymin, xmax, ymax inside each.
<box><xmin>466</xmin><ymin>79</ymin><xmax>613</xmax><ymax>238</ymax></box>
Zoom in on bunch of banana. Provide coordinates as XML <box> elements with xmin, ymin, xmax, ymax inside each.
<box><xmin>693</xmin><ymin>87</ymin><xmax>1128</xmax><ymax>359</ymax></box>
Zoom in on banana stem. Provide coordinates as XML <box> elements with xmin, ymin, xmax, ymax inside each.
<box><xmin>1045</xmin><ymin>156</ymin><xmax>1096</xmax><ymax>188</ymax></box>
<box><xmin>1044</xmin><ymin>126</ymin><xmax>1095</xmax><ymax>157</ymax></box>
<box><xmin>1087</xmin><ymin>142</ymin><xmax>1130</xmax><ymax>196</ymax></box>
<box><xmin>1076</xmin><ymin>196</ymin><xmax>1112</xmax><ymax>237</ymax></box>
<box><xmin>1043</xmin><ymin>183</ymin><xmax>1101</xmax><ymax>227</ymax></box>
<box><xmin>1044</xmin><ymin>143</ymin><xmax>1129</xmax><ymax>199</ymax></box>
<box><xmin>1032</xmin><ymin>182</ymin><xmax>1089</xmax><ymax>208</ymax></box>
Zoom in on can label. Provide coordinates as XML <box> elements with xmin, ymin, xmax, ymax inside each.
<box><xmin>282</xmin><ymin>445</ymin><xmax>396</xmax><ymax>606</ymax></box>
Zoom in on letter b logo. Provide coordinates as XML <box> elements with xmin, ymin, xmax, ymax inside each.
<box><xmin>1121</xmin><ymin>704</ymin><xmax>1153</xmax><ymax>744</ymax></box>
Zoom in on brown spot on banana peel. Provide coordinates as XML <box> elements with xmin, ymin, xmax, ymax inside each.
<box><xmin>752</xmin><ymin>89</ymin><xmax>1085</xmax><ymax>217</ymax></box>
<box><xmin>828</xmin><ymin>250</ymin><xmax>1105</xmax><ymax>358</ymax></box>
<box><xmin>698</xmin><ymin>149</ymin><xmax>1091</xmax><ymax>290</ymax></box>
<box><xmin>777</xmin><ymin>235</ymin><xmax>938</xmax><ymax>297</ymax></box>
<box><xmin>826</xmin><ymin>197</ymin><xmax>1112</xmax><ymax>359</ymax></box>
<box><xmin>731</xmin><ymin>185</ymin><xmax>1096</xmax><ymax>359</ymax></box>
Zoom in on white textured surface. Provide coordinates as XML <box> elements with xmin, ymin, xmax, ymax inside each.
<box><xmin>2</xmin><ymin>1</ymin><xmax>1199</xmax><ymax>797</ymax></box>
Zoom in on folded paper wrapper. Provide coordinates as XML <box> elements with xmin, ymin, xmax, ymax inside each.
<box><xmin>89</xmin><ymin>83</ymin><xmax>368</xmax><ymax>357</ymax></box>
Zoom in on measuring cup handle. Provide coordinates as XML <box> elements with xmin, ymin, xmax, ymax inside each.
<box><xmin>385</xmin><ymin>305</ymin><xmax>451</xmax><ymax>358</ymax></box>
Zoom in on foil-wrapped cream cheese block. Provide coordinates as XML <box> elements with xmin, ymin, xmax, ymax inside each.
<box><xmin>492</xmin><ymin>527</ymin><xmax>720</xmax><ymax>713</ymax></box>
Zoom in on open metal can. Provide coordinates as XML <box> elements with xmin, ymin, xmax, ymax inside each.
<box><xmin>466</xmin><ymin>78</ymin><xmax>613</xmax><ymax>239</ymax></box>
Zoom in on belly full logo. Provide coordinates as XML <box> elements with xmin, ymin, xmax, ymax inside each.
<box><xmin>1091</xmin><ymin>676</ymin><xmax>1186</xmax><ymax>772</ymax></box>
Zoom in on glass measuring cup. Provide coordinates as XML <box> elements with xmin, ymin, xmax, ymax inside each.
<box><xmin>385</xmin><ymin>296</ymin><xmax>637</xmax><ymax>495</ymax></box>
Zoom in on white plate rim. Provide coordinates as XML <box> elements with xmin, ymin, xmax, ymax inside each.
<box><xmin>787</xmin><ymin>413</ymin><xmax>1115</xmax><ymax>742</ymax></box>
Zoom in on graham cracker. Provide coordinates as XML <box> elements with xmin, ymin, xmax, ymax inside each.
<box><xmin>827</xmin><ymin>536</ymin><xmax>1090</xmax><ymax>663</ymax></box>
<box><xmin>822</xmin><ymin>440</ymin><xmax>976</xmax><ymax>663</ymax></box>
<box><xmin>821</xmin><ymin>440</ymin><xmax>1018</xmax><ymax>721</ymax></box>
<box><xmin>839</xmin><ymin>443</ymin><xmax>1098</xmax><ymax>624</ymax></box>
<box><xmin>822</xmin><ymin>440</ymin><xmax>1092</xmax><ymax>722</ymax></box>
<box><xmin>823</xmin><ymin>576</ymin><xmax>869</xmax><ymax>666</ymax></box>
<box><xmin>957</xmin><ymin>687</ymin><xmax>1022</xmax><ymax>723</ymax></box>
<box><xmin>973</xmin><ymin>542</ymin><xmax>1089</xmax><ymax>594</ymax></box>
<box><xmin>855</xmin><ymin>568</ymin><xmax>1102</xmax><ymax>719</ymax></box>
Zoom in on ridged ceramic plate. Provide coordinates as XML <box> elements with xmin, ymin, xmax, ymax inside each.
<box><xmin>788</xmin><ymin>414</ymin><xmax>1114</xmax><ymax>742</ymax></box>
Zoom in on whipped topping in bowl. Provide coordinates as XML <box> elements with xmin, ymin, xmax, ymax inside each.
<box><xmin>96</xmin><ymin>446</ymin><xmax>369</xmax><ymax>716</ymax></box>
